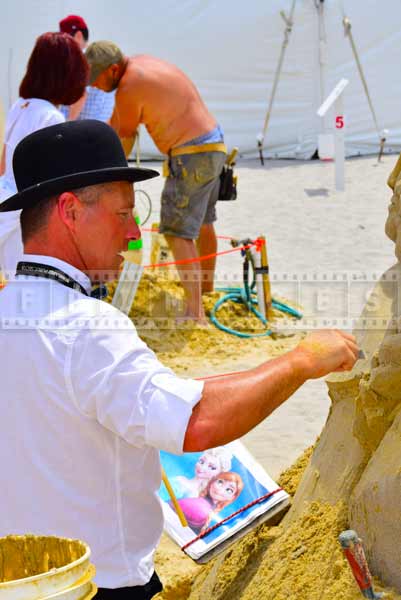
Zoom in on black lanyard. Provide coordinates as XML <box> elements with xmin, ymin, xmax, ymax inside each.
<box><xmin>16</xmin><ymin>261</ymin><xmax>89</xmax><ymax>296</ymax></box>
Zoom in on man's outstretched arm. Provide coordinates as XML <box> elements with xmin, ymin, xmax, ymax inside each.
<box><xmin>183</xmin><ymin>330</ymin><xmax>358</xmax><ymax>451</ymax></box>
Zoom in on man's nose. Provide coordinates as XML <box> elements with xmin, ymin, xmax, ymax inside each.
<box><xmin>126</xmin><ymin>213</ymin><xmax>141</xmax><ymax>240</ymax></box>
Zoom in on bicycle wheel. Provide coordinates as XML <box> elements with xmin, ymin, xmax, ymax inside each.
<box><xmin>134</xmin><ymin>188</ymin><xmax>153</xmax><ymax>226</ymax></box>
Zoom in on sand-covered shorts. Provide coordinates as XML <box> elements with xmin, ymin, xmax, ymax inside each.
<box><xmin>159</xmin><ymin>151</ymin><xmax>227</xmax><ymax>239</ymax></box>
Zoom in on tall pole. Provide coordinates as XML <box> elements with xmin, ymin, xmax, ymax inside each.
<box><xmin>317</xmin><ymin>78</ymin><xmax>349</xmax><ymax>191</ymax></box>
<box><xmin>258</xmin><ymin>0</ymin><xmax>297</xmax><ymax>165</ymax></box>
<box><xmin>334</xmin><ymin>95</ymin><xmax>345</xmax><ymax>191</ymax></box>
<box><xmin>341</xmin><ymin>5</ymin><xmax>386</xmax><ymax>159</ymax></box>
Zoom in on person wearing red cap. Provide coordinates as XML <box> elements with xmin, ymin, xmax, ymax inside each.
<box><xmin>59</xmin><ymin>15</ymin><xmax>115</xmax><ymax>122</ymax></box>
<box><xmin>59</xmin><ymin>14</ymin><xmax>89</xmax><ymax>50</ymax></box>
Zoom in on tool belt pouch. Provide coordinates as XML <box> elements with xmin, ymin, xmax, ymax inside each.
<box><xmin>218</xmin><ymin>165</ymin><xmax>237</xmax><ymax>201</ymax></box>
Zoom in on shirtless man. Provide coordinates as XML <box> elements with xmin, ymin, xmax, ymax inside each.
<box><xmin>86</xmin><ymin>41</ymin><xmax>226</xmax><ymax>323</ymax></box>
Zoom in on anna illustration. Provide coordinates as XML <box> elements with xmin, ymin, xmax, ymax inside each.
<box><xmin>174</xmin><ymin>471</ymin><xmax>244</xmax><ymax>535</ymax></box>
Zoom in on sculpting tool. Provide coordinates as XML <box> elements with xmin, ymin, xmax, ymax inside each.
<box><xmin>339</xmin><ymin>530</ymin><xmax>384</xmax><ymax>599</ymax></box>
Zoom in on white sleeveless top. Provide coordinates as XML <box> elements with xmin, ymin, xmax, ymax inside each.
<box><xmin>0</xmin><ymin>98</ymin><xmax>64</xmax><ymax>276</ymax></box>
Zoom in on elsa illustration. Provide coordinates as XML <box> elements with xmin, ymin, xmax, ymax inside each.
<box><xmin>170</xmin><ymin>447</ymin><xmax>233</xmax><ymax>499</ymax></box>
<box><xmin>173</xmin><ymin>471</ymin><xmax>244</xmax><ymax>534</ymax></box>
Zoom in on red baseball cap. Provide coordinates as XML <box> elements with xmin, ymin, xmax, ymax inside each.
<box><xmin>59</xmin><ymin>15</ymin><xmax>88</xmax><ymax>36</ymax></box>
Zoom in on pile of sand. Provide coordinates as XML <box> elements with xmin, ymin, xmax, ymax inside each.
<box><xmin>107</xmin><ymin>272</ymin><xmax>302</xmax><ymax>377</ymax></box>
<box><xmin>187</xmin><ymin>500</ymin><xmax>400</xmax><ymax>600</ymax></box>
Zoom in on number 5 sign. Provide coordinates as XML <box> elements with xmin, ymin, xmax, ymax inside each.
<box><xmin>317</xmin><ymin>79</ymin><xmax>349</xmax><ymax>191</ymax></box>
<box><xmin>336</xmin><ymin>115</ymin><xmax>345</xmax><ymax>129</ymax></box>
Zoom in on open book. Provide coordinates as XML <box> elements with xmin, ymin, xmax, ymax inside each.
<box><xmin>159</xmin><ymin>441</ymin><xmax>290</xmax><ymax>562</ymax></box>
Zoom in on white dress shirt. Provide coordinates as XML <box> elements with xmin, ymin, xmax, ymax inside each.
<box><xmin>0</xmin><ymin>255</ymin><xmax>203</xmax><ymax>588</ymax></box>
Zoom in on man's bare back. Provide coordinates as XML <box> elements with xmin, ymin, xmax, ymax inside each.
<box><xmin>86</xmin><ymin>43</ymin><xmax>223</xmax><ymax>322</ymax></box>
<box><xmin>110</xmin><ymin>55</ymin><xmax>216</xmax><ymax>154</ymax></box>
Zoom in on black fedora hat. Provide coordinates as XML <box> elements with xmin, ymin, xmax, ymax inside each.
<box><xmin>0</xmin><ymin>120</ymin><xmax>159</xmax><ymax>212</ymax></box>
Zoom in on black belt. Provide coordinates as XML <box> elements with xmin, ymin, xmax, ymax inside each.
<box><xmin>16</xmin><ymin>261</ymin><xmax>108</xmax><ymax>299</ymax></box>
<box><xmin>96</xmin><ymin>572</ymin><xmax>162</xmax><ymax>599</ymax></box>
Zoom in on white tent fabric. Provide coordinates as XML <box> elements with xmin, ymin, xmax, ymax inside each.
<box><xmin>1</xmin><ymin>0</ymin><xmax>401</xmax><ymax>159</ymax></box>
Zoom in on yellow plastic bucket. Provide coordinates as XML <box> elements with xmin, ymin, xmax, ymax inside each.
<box><xmin>0</xmin><ymin>535</ymin><xmax>96</xmax><ymax>600</ymax></box>
<box><xmin>42</xmin><ymin>565</ymin><xmax>97</xmax><ymax>600</ymax></box>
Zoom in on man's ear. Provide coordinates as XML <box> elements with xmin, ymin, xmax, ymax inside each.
<box><xmin>57</xmin><ymin>192</ymin><xmax>82</xmax><ymax>232</ymax></box>
<box><xmin>110</xmin><ymin>63</ymin><xmax>120</xmax><ymax>78</ymax></box>
<box><xmin>76</xmin><ymin>30</ymin><xmax>88</xmax><ymax>50</ymax></box>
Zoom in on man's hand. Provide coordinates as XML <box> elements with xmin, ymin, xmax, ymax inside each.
<box><xmin>294</xmin><ymin>330</ymin><xmax>359</xmax><ymax>379</ymax></box>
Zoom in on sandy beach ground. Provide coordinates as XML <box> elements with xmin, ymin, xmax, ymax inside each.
<box><xmin>135</xmin><ymin>154</ymin><xmax>397</xmax><ymax>479</ymax></box>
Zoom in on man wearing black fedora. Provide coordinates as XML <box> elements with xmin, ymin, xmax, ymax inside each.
<box><xmin>0</xmin><ymin>120</ymin><xmax>359</xmax><ymax>598</ymax></box>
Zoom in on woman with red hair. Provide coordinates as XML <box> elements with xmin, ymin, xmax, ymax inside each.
<box><xmin>0</xmin><ymin>32</ymin><xmax>88</xmax><ymax>276</ymax></box>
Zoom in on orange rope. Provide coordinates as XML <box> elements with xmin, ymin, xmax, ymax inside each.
<box><xmin>143</xmin><ymin>242</ymin><xmax>255</xmax><ymax>269</ymax></box>
<box><xmin>181</xmin><ymin>488</ymin><xmax>284</xmax><ymax>550</ymax></box>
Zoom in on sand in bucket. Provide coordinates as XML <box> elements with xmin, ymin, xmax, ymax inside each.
<box><xmin>0</xmin><ymin>535</ymin><xmax>96</xmax><ymax>600</ymax></box>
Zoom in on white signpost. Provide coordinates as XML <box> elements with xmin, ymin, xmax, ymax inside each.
<box><xmin>317</xmin><ymin>78</ymin><xmax>349</xmax><ymax>191</ymax></box>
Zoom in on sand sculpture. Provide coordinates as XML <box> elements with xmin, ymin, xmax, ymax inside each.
<box><xmin>165</xmin><ymin>161</ymin><xmax>401</xmax><ymax>599</ymax></box>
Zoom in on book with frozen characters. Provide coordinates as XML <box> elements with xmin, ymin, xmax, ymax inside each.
<box><xmin>158</xmin><ymin>440</ymin><xmax>290</xmax><ymax>563</ymax></box>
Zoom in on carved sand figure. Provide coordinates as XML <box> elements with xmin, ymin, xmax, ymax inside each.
<box><xmin>348</xmin><ymin>159</ymin><xmax>401</xmax><ymax>591</ymax></box>
<box><xmin>174</xmin><ymin>159</ymin><xmax>401</xmax><ymax>599</ymax></box>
